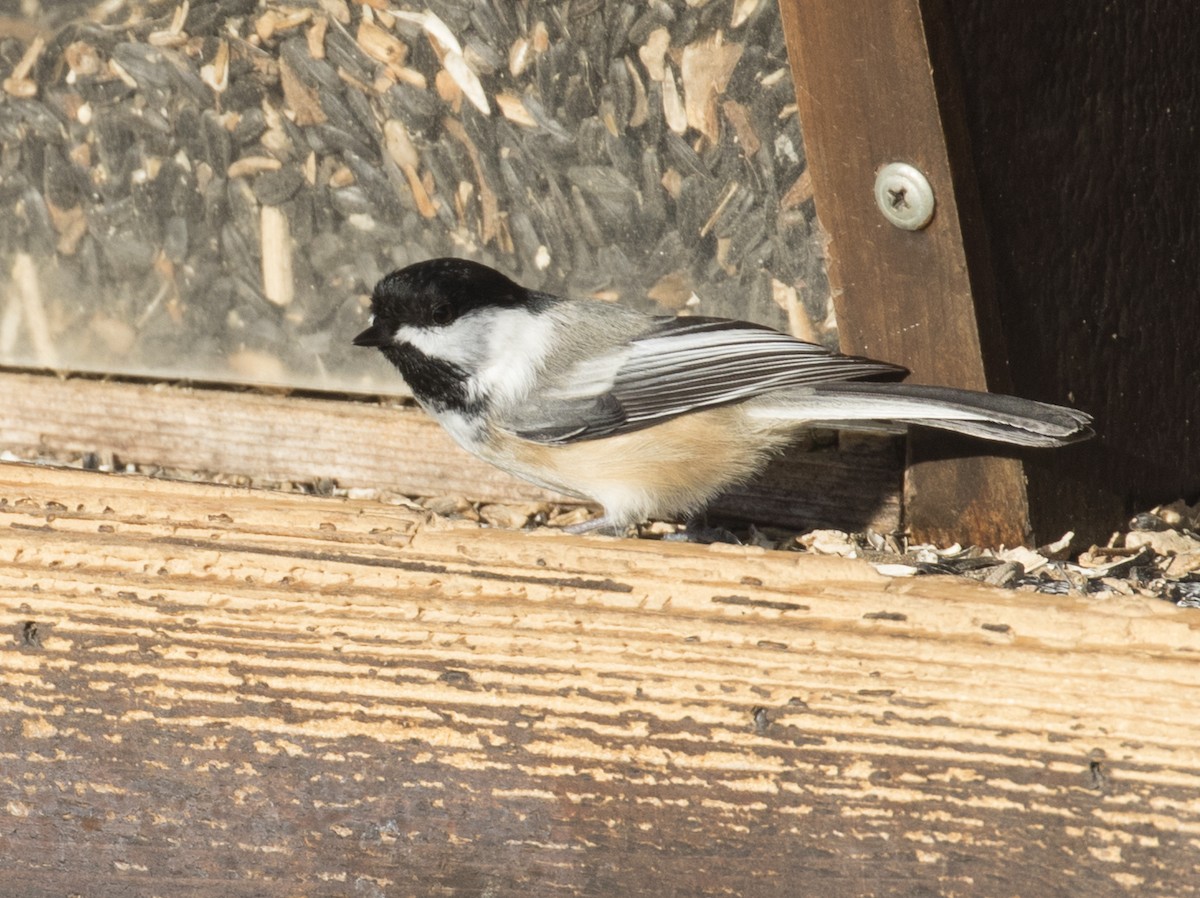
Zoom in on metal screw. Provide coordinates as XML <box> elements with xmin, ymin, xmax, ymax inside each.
<box><xmin>874</xmin><ymin>162</ymin><xmax>935</xmax><ymax>230</ymax></box>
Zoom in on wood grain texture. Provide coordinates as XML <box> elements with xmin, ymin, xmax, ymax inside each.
<box><xmin>0</xmin><ymin>370</ymin><xmax>902</xmax><ymax>532</ymax></box>
<box><xmin>2</xmin><ymin>463</ymin><xmax>1199</xmax><ymax>897</ymax></box>
<box><xmin>779</xmin><ymin>0</ymin><xmax>1037</xmax><ymax>546</ymax></box>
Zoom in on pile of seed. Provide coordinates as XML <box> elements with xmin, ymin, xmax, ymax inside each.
<box><xmin>787</xmin><ymin>508</ymin><xmax>1200</xmax><ymax>606</ymax></box>
<box><xmin>0</xmin><ymin>0</ymin><xmax>830</xmax><ymax>391</ymax></box>
<box><xmin>6</xmin><ymin>440</ymin><xmax>1196</xmax><ymax>608</ymax></box>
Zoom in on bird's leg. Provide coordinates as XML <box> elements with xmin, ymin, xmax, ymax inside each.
<box><xmin>562</xmin><ymin>515</ymin><xmax>624</xmax><ymax>536</ymax></box>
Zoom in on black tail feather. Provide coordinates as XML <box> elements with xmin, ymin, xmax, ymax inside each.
<box><xmin>808</xmin><ymin>382</ymin><xmax>1094</xmax><ymax>447</ymax></box>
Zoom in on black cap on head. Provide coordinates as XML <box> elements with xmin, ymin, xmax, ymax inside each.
<box><xmin>352</xmin><ymin>259</ymin><xmax>529</xmax><ymax>408</ymax></box>
<box><xmin>362</xmin><ymin>258</ymin><xmax>527</xmax><ymax>337</ymax></box>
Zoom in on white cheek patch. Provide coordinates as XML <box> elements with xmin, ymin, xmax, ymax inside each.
<box><xmin>471</xmin><ymin>308</ymin><xmax>556</xmax><ymax>406</ymax></box>
<box><xmin>393</xmin><ymin>322</ymin><xmax>476</xmax><ymax>368</ymax></box>
<box><xmin>393</xmin><ymin>309</ymin><xmax>557</xmax><ymax>407</ymax></box>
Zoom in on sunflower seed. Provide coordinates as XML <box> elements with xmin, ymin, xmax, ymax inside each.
<box><xmin>0</xmin><ymin>0</ymin><xmax>831</xmax><ymax>390</ymax></box>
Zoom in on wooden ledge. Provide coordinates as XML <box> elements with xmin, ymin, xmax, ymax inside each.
<box><xmin>2</xmin><ymin>463</ymin><xmax>1198</xmax><ymax>896</ymax></box>
<box><xmin>0</xmin><ymin>369</ymin><xmax>902</xmax><ymax>531</ymax></box>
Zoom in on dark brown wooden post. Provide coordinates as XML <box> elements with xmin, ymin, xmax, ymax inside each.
<box><xmin>779</xmin><ymin>0</ymin><xmax>1036</xmax><ymax>546</ymax></box>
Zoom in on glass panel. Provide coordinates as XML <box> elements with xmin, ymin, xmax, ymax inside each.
<box><xmin>0</xmin><ymin>0</ymin><xmax>832</xmax><ymax>393</ymax></box>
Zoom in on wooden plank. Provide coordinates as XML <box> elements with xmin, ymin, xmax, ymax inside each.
<box><xmin>0</xmin><ymin>370</ymin><xmax>902</xmax><ymax>532</ymax></box>
<box><xmin>779</xmin><ymin>0</ymin><xmax>1036</xmax><ymax>546</ymax></box>
<box><xmin>2</xmin><ymin>462</ymin><xmax>1198</xmax><ymax>896</ymax></box>
<box><xmin>0</xmin><ymin>370</ymin><xmax>556</xmax><ymax>504</ymax></box>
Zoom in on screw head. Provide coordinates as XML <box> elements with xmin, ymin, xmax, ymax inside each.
<box><xmin>874</xmin><ymin>162</ymin><xmax>935</xmax><ymax>230</ymax></box>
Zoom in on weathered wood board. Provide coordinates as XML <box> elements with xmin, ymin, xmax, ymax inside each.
<box><xmin>1</xmin><ymin>463</ymin><xmax>1197</xmax><ymax>896</ymax></box>
<box><xmin>0</xmin><ymin>370</ymin><xmax>903</xmax><ymax>532</ymax></box>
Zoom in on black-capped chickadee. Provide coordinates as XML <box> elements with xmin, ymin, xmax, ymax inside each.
<box><xmin>354</xmin><ymin>258</ymin><xmax>1092</xmax><ymax>533</ymax></box>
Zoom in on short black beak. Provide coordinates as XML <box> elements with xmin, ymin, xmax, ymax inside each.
<box><xmin>353</xmin><ymin>321</ymin><xmax>390</xmax><ymax>347</ymax></box>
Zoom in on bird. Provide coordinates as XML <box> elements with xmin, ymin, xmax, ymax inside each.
<box><xmin>353</xmin><ymin>257</ymin><xmax>1092</xmax><ymax>534</ymax></box>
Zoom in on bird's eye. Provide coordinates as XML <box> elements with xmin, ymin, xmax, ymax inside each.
<box><xmin>431</xmin><ymin>303</ymin><xmax>453</xmax><ymax>325</ymax></box>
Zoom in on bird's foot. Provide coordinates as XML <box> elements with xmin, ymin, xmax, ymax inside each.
<box><xmin>561</xmin><ymin>515</ymin><xmax>625</xmax><ymax>536</ymax></box>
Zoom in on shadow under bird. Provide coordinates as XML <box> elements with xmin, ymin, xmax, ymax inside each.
<box><xmin>354</xmin><ymin>258</ymin><xmax>1092</xmax><ymax>533</ymax></box>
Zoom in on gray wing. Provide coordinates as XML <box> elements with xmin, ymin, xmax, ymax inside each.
<box><xmin>510</xmin><ymin>317</ymin><xmax>907</xmax><ymax>443</ymax></box>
